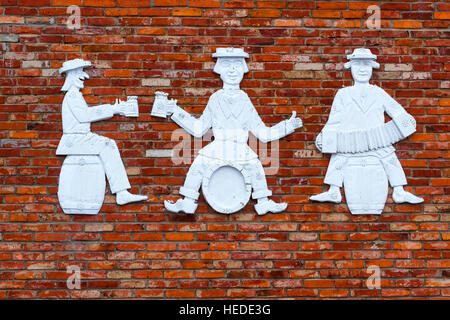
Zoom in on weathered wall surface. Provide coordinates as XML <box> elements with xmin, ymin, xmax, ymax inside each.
<box><xmin>0</xmin><ymin>0</ymin><xmax>448</xmax><ymax>299</ymax></box>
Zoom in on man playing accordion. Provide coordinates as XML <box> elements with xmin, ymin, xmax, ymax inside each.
<box><xmin>311</xmin><ymin>48</ymin><xmax>423</xmax><ymax>209</ymax></box>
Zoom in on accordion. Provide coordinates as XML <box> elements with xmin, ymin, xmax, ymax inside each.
<box><xmin>320</xmin><ymin>112</ymin><xmax>417</xmax><ymax>154</ymax></box>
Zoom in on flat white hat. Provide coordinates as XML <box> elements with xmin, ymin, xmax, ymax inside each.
<box><xmin>344</xmin><ymin>48</ymin><xmax>379</xmax><ymax>69</ymax></box>
<box><xmin>212</xmin><ymin>47</ymin><xmax>249</xmax><ymax>58</ymax></box>
<box><xmin>59</xmin><ymin>58</ymin><xmax>92</xmax><ymax>74</ymax></box>
<box><xmin>347</xmin><ymin>48</ymin><xmax>377</xmax><ymax>60</ymax></box>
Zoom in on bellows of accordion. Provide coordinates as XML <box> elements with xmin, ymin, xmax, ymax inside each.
<box><xmin>319</xmin><ymin>109</ymin><xmax>417</xmax><ymax>154</ymax></box>
<box><xmin>335</xmin><ymin>120</ymin><xmax>404</xmax><ymax>153</ymax></box>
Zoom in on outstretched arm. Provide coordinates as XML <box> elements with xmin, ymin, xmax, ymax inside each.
<box><xmin>67</xmin><ymin>90</ymin><xmax>114</xmax><ymax>123</ymax></box>
<box><xmin>151</xmin><ymin>91</ymin><xmax>212</xmax><ymax>138</ymax></box>
<box><xmin>249</xmin><ymin>105</ymin><xmax>303</xmax><ymax>143</ymax></box>
<box><xmin>171</xmin><ymin>105</ymin><xmax>212</xmax><ymax>138</ymax></box>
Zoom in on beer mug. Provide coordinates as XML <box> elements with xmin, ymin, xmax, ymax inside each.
<box><xmin>151</xmin><ymin>91</ymin><xmax>177</xmax><ymax>118</ymax></box>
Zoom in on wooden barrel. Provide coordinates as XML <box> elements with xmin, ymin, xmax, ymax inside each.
<box><xmin>202</xmin><ymin>162</ymin><xmax>252</xmax><ymax>214</ymax></box>
<box><xmin>58</xmin><ymin>155</ymin><xmax>106</xmax><ymax>215</ymax></box>
<box><xmin>343</xmin><ymin>156</ymin><xmax>388</xmax><ymax>214</ymax></box>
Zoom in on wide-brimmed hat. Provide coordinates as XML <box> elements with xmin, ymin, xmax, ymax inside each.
<box><xmin>212</xmin><ymin>47</ymin><xmax>249</xmax><ymax>58</ymax></box>
<box><xmin>344</xmin><ymin>48</ymin><xmax>379</xmax><ymax>69</ymax></box>
<box><xmin>59</xmin><ymin>59</ymin><xmax>92</xmax><ymax>74</ymax></box>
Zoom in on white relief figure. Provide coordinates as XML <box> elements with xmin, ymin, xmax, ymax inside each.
<box><xmin>310</xmin><ymin>48</ymin><xmax>423</xmax><ymax>214</ymax></box>
<box><xmin>57</xmin><ymin>59</ymin><xmax>147</xmax><ymax>214</ymax></box>
<box><xmin>152</xmin><ymin>48</ymin><xmax>303</xmax><ymax>215</ymax></box>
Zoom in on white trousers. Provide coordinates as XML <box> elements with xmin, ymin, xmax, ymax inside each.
<box><xmin>58</xmin><ymin>133</ymin><xmax>131</xmax><ymax>194</ymax></box>
<box><xmin>179</xmin><ymin>155</ymin><xmax>273</xmax><ymax>200</ymax></box>
<box><xmin>98</xmin><ymin>137</ymin><xmax>131</xmax><ymax>194</ymax></box>
<box><xmin>324</xmin><ymin>152</ymin><xmax>407</xmax><ymax>188</ymax></box>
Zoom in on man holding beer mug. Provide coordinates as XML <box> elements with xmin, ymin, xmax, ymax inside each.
<box><xmin>56</xmin><ymin>59</ymin><xmax>147</xmax><ymax>205</ymax></box>
<box><xmin>160</xmin><ymin>48</ymin><xmax>303</xmax><ymax>215</ymax></box>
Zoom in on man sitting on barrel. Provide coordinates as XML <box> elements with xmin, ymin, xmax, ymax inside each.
<box><xmin>57</xmin><ymin>59</ymin><xmax>147</xmax><ymax>205</ymax></box>
<box><xmin>163</xmin><ymin>48</ymin><xmax>303</xmax><ymax>215</ymax></box>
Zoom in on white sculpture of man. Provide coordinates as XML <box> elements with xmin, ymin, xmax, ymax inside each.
<box><xmin>163</xmin><ymin>48</ymin><xmax>303</xmax><ymax>215</ymax></box>
<box><xmin>310</xmin><ymin>48</ymin><xmax>423</xmax><ymax>206</ymax></box>
<box><xmin>56</xmin><ymin>59</ymin><xmax>147</xmax><ymax>205</ymax></box>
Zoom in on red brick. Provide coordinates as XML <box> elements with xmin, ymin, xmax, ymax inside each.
<box><xmin>190</xmin><ymin>0</ymin><xmax>221</xmax><ymax>7</ymax></box>
<box><xmin>320</xmin><ymin>289</ymin><xmax>348</xmax><ymax>298</ymax></box>
<box><xmin>250</xmin><ymin>9</ymin><xmax>280</xmax><ymax>18</ymax></box>
<box><xmin>224</xmin><ymin>1</ymin><xmax>254</xmax><ymax>8</ymax></box>
<box><xmin>434</xmin><ymin>12</ymin><xmax>450</xmax><ymax>20</ymax></box>
<box><xmin>85</xmin><ymin>0</ymin><xmax>115</xmax><ymax>6</ymax></box>
<box><xmin>312</xmin><ymin>10</ymin><xmax>341</xmax><ymax>18</ymax></box>
<box><xmin>304</xmin><ymin>280</ymin><xmax>333</xmax><ymax>288</ymax></box>
<box><xmin>166</xmin><ymin>289</ymin><xmax>195</xmax><ymax>298</ymax></box>
<box><xmin>173</xmin><ymin>8</ymin><xmax>202</xmax><ymax>16</ymax></box>
<box><xmin>394</xmin><ymin>21</ymin><xmax>422</xmax><ymax>29</ymax></box>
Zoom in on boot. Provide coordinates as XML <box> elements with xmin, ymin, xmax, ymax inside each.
<box><xmin>116</xmin><ymin>190</ymin><xmax>147</xmax><ymax>205</ymax></box>
<box><xmin>255</xmin><ymin>199</ymin><xmax>287</xmax><ymax>215</ymax></box>
<box><xmin>392</xmin><ymin>189</ymin><xmax>423</xmax><ymax>204</ymax></box>
<box><xmin>164</xmin><ymin>198</ymin><xmax>198</xmax><ymax>214</ymax></box>
<box><xmin>310</xmin><ymin>190</ymin><xmax>342</xmax><ymax>203</ymax></box>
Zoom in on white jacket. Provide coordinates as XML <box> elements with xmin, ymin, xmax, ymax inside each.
<box><xmin>320</xmin><ymin>84</ymin><xmax>416</xmax><ymax>156</ymax></box>
<box><xmin>56</xmin><ymin>88</ymin><xmax>114</xmax><ymax>155</ymax></box>
<box><xmin>171</xmin><ymin>89</ymin><xmax>295</xmax><ymax>163</ymax></box>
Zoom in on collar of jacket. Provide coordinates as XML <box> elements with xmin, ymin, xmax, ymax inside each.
<box><xmin>348</xmin><ymin>84</ymin><xmax>377</xmax><ymax>113</ymax></box>
<box><xmin>217</xmin><ymin>89</ymin><xmax>246</xmax><ymax>119</ymax></box>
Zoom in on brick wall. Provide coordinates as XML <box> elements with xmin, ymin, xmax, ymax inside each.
<box><xmin>0</xmin><ymin>0</ymin><xmax>449</xmax><ymax>299</ymax></box>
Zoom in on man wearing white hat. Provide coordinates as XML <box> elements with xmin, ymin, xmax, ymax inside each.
<box><xmin>164</xmin><ymin>48</ymin><xmax>303</xmax><ymax>215</ymax></box>
<box><xmin>310</xmin><ymin>48</ymin><xmax>423</xmax><ymax>208</ymax></box>
<box><xmin>57</xmin><ymin>58</ymin><xmax>147</xmax><ymax>205</ymax></box>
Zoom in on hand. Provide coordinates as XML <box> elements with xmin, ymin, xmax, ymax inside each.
<box><xmin>112</xmin><ymin>98</ymin><xmax>126</xmax><ymax>116</ymax></box>
<box><xmin>315</xmin><ymin>132</ymin><xmax>323</xmax><ymax>152</ymax></box>
<box><xmin>166</xmin><ymin>98</ymin><xmax>177</xmax><ymax>115</ymax></box>
<box><xmin>286</xmin><ymin>111</ymin><xmax>303</xmax><ymax>131</ymax></box>
<box><xmin>113</xmin><ymin>98</ymin><xmax>138</xmax><ymax>117</ymax></box>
